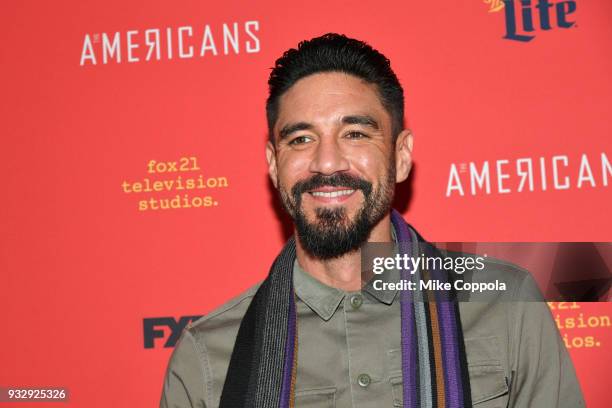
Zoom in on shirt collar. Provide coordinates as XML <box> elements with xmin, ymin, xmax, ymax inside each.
<box><xmin>362</xmin><ymin>224</ymin><xmax>400</xmax><ymax>305</ymax></box>
<box><xmin>293</xmin><ymin>260</ymin><xmax>345</xmax><ymax>321</ymax></box>
<box><xmin>293</xmin><ymin>224</ymin><xmax>401</xmax><ymax>321</ymax></box>
<box><xmin>362</xmin><ymin>262</ymin><xmax>400</xmax><ymax>305</ymax></box>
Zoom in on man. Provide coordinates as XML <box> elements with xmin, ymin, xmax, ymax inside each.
<box><xmin>161</xmin><ymin>33</ymin><xmax>584</xmax><ymax>407</ymax></box>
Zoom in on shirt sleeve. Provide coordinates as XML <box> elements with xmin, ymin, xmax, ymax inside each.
<box><xmin>507</xmin><ymin>273</ymin><xmax>586</xmax><ymax>408</ymax></box>
<box><xmin>160</xmin><ymin>329</ymin><xmax>208</xmax><ymax>408</ymax></box>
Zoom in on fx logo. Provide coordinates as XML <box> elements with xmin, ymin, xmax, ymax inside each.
<box><xmin>502</xmin><ymin>0</ymin><xmax>577</xmax><ymax>42</ymax></box>
<box><xmin>143</xmin><ymin>316</ymin><xmax>202</xmax><ymax>348</ymax></box>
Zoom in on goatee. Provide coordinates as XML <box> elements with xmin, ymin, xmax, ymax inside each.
<box><xmin>279</xmin><ymin>169</ymin><xmax>395</xmax><ymax>260</ymax></box>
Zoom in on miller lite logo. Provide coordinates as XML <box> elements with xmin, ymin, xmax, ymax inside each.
<box><xmin>485</xmin><ymin>0</ymin><xmax>577</xmax><ymax>42</ymax></box>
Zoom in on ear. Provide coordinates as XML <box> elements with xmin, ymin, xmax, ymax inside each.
<box><xmin>394</xmin><ymin>129</ymin><xmax>414</xmax><ymax>183</ymax></box>
<box><xmin>265</xmin><ymin>140</ymin><xmax>279</xmax><ymax>188</ymax></box>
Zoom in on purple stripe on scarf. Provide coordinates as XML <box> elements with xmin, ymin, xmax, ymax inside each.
<box><xmin>435</xmin><ymin>297</ymin><xmax>462</xmax><ymax>407</ymax></box>
<box><xmin>446</xmin><ymin>300</ymin><xmax>464</xmax><ymax>406</ymax></box>
<box><xmin>279</xmin><ymin>292</ymin><xmax>296</xmax><ymax>408</ymax></box>
<box><xmin>392</xmin><ymin>211</ymin><xmax>419</xmax><ymax>408</ymax></box>
<box><xmin>430</xmin><ymin>267</ymin><xmax>462</xmax><ymax>407</ymax></box>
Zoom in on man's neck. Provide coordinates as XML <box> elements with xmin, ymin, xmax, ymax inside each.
<box><xmin>295</xmin><ymin>213</ymin><xmax>393</xmax><ymax>291</ymax></box>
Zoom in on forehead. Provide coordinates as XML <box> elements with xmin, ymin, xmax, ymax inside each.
<box><xmin>274</xmin><ymin>72</ymin><xmax>390</xmax><ymax>134</ymax></box>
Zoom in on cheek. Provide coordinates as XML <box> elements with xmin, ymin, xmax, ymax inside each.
<box><xmin>349</xmin><ymin>148</ymin><xmax>389</xmax><ymax>181</ymax></box>
<box><xmin>277</xmin><ymin>152</ymin><xmax>310</xmax><ymax>187</ymax></box>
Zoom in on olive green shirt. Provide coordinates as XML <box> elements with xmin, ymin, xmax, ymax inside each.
<box><xmin>160</xmin><ymin>258</ymin><xmax>585</xmax><ymax>408</ymax></box>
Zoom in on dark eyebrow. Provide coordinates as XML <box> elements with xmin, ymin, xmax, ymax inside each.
<box><xmin>342</xmin><ymin>115</ymin><xmax>379</xmax><ymax>130</ymax></box>
<box><xmin>279</xmin><ymin>122</ymin><xmax>313</xmax><ymax>140</ymax></box>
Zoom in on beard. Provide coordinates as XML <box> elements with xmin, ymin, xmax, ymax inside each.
<box><xmin>278</xmin><ymin>163</ymin><xmax>396</xmax><ymax>260</ymax></box>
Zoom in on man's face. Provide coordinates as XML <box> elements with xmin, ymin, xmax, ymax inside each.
<box><xmin>267</xmin><ymin>72</ymin><xmax>410</xmax><ymax>259</ymax></box>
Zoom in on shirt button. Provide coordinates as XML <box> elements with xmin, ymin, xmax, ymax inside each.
<box><xmin>350</xmin><ymin>294</ymin><xmax>363</xmax><ymax>309</ymax></box>
<box><xmin>357</xmin><ymin>373</ymin><xmax>371</xmax><ymax>388</ymax></box>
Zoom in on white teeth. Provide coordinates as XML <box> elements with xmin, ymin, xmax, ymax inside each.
<box><xmin>311</xmin><ymin>189</ymin><xmax>355</xmax><ymax>198</ymax></box>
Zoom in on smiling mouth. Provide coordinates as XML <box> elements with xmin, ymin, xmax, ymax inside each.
<box><xmin>305</xmin><ymin>187</ymin><xmax>358</xmax><ymax>204</ymax></box>
<box><xmin>309</xmin><ymin>189</ymin><xmax>356</xmax><ymax>198</ymax></box>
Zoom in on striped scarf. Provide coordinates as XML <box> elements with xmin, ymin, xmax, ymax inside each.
<box><xmin>220</xmin><ymin>209</ymin><xmax>472</xmax><ymax>407</ymax></box>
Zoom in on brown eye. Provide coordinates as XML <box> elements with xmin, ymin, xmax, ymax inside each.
<box><xmin>346</xmin><ymin>131</ymin><xmax>368</xmax><ymax>140</ymax></box>
<box><xmin>288</xmin><ymin>135</ymin><xmax>313</xmax><ymax>145</ymax></box>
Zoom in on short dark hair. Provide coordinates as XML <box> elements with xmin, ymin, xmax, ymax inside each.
<box><xmin>266</xmin><ymin>33</ymin><xmax>405</xmax><ymax>144</ymax></box>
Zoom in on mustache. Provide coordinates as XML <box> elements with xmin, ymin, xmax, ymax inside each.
<box><xmin>291</xmin><ymin>173</ymin><xmax>373</xmax><ymax>201</ymax></box>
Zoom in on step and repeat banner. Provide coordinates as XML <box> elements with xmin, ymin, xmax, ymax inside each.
<box><xmin>1</xmin><ymin>0</ymin><xmax>611</xmax><ymax>406</ymax></box>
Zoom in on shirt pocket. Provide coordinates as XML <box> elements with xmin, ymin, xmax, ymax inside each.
<box><xmin>295</xmin><ymin>386</ymin><xmax>336</xmax><ymax>408</ymax></box>
<box><xmin>465</xmin><ymin>336</ymin><xmax>509</xmax><ymax>406</ymax></box>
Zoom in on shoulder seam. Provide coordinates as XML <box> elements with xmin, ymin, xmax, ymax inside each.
<box><xmin>182</xmin><ymin>329</ymin><xmax>210</xmax><ymax>406</ymax></box>
<box><xmin>189</xmin><ymin>281</ymin><xmax>262</xmax><ymax>329</ymax></box>
<box><xmin>187</xmin><ymin>329</ymin><xmax>214</xmax><ymax>407</ymax></box>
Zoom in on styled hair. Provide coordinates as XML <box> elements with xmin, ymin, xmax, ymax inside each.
<box><xmin>266</xmin><ymin>32</ymin><xmax>405</xmax><ymax>143</ymax></box>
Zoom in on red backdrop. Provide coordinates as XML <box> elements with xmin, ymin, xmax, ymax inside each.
<box><xmin>1</xmin><ymin>0</ymin><xmax>610</xmax><ymax>406</ymax></box>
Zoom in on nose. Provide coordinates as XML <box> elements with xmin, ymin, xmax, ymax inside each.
<box><xmin>308</xmin><ymin>136</ymin><xmax>350</xmax><ymax>175</ymax></box>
